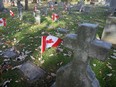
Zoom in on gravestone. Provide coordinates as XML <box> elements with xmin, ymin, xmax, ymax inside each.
<box><xmin>101</xmin><ymin>16</ymin><xmax>116</xmax><ymax>48</ymax></box>
<box><xmin>110</xmin><ymin>0</ymin><xmax>116</xmax><ymax>9</ymax></box>
<box><xmin>33</xmin><ymin>4</ymin><xmax>39</xmax><ymax>17</ymax></box>
<box><xmin>56</xmin><ymin>28</ymin><xmax>69</xmax><ymax>34</ymax></box>
<box><xmin>48</xmin><ymin>1</ymin><xmax>54</xmax><ymax>7</ymax></box>
<box><xmin>105</xmin><ymin>0</ymin><xmax>111</xmax><ymax>6</ymax></box>
<box><xmin>18</xmin><ymin>61</ymin><xmax>46</xmax><ymax>83</ymax></box>
<box><xmin>2</xmin><ymin>48</ymin><xmax>18</xmax><ymax>58</ymax></box>
<box><xmin>48</xmin><ymin>1</ymin><xmax>54</xmax><ymax>10</ymax></box>
<box><xmin>41</xmin><ymin>7</ymin><xmax>48</xmax><ymax>16</ymax></box>
<box><xmin>82</xmin><ymin>5</ymin><xmax>92</xmax><ymax>13</ymax></box>
<box><xmin>76</xmin><ymin>1</ymin><xmax>84</xmax><ymax>12</ymax></box>
<box><xmin>68</xmin><ymin>1</ymin><xmax>84</xmax><ymax>13</ymax></box>
<box><xmin>0</xmin><ymin>0</ymin><xmax>5</xmax><ymax>11</ymax></box>
<box><xmin>54</xmin><ymin>23</ymin><xmax>112</xmax><ymax>87</ymax></box>
<box><xmin>109</xmin><ymin>0</ymin><xmax>116</xmax><ymax>14</ymax></box>
<box><xmin>58</xmin><ymin>2</ymin><xmax>64</xmax><ymax>8</ymax></box>
<box><xmin>17</xmin><ymin>1</ymin><xmax>23</xmax><ymax>20</ymax></box>
<box><xmin>35</xmin><ymin>10</ymin><xmax>41</xmax><ymax>24</ymax></box>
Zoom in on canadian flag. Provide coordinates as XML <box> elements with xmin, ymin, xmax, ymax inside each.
<box><xmin>50</xmin><ymin>5</ymin><xmax>54</xmax><ymax>10</ymax></box>
<box><xmin>52</xmin><ymin>13</ymin><xmax>59</xmax><ymax>21</ymax></box>
<box><xmin>10</xmin><ymin>10</ymin><xmax>14</xmax><ymax>17</ymax></box>
<box><xmin>41</xmin><ymin>35</ymin><xmax>62</xmax><ymax>53</ymax></box>
<box><xmin>0</xmin><ymin>18</ymin><xmax>6</xmax><ymax>26</ymax></box>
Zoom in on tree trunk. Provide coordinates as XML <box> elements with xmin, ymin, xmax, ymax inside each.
<box><xmin>25</xmin><ymin>0</ymin><xmax>28</xmax><ymax>10</ymax></box>
<box><xmin>0</xmin><ymin>0</ymin><xmax>4</xmax><ymax>11</ymax></box>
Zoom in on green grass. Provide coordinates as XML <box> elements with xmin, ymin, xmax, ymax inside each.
<box><xmin>0</xmin><ymin>3</ymin><xmax>116</xmax><ymax>87</ymax></box>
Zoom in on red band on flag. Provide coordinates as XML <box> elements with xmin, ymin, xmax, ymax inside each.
<box><xmin>0</xmin><ymin>18</ymin><xmax>6</xmax><ymax>26</ymax></box>
<box><xmin>41</xmin><ymin>36</ymin><xmax>47</xmax><ymax>53</ymax></box>
<box><xmin>3</xmin><ymin>18</ymin><xmax>6</xmax><ymax>26</ymax></box>
<box><xmin>10</xmin><ymin>10</ymin><xmax>14</xmax><ymax>17</ymax></box>
<box><xmin>52</xmin><ymin>38</ymin><xmax>62</xmax><ymax>47</ymax></box>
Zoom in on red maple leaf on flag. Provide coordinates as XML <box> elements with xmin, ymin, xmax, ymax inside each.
<box><xmin>46</xmin><ymin>39</ymin><xmax>54</xmax><ymax>43</ymax></box>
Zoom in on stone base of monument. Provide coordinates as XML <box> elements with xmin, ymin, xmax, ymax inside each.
<box><xmin>18</xmin><ymin>61</ymin><xmax>46</xmax><ymax>86</ymax></box>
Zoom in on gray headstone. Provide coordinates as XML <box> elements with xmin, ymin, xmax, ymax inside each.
<box><xmin>109</xmin><ymin>0</ymin><xmax>116</xmax><ymax>14</ymax></box>
<box><xmin>57</xmin><ymin>28</ymin><xmax>69</xmax><ymax>34</ymax></box>
<box><xmin>41</xmin><ymin>7</ymin><xmax>48</xmax><ymax>16</ymax></box>
<box><xmin>48</xmin><ymin>1</ymin><xmax>54</xmax><ymax>7</ymax></box>
<box><xmin>19</xmin><ymin>61</ymin><xmax>46</xmax><ymax>83</ymax></box>
<box><xmin>2</xmin><ymin>48</ymin><xmax>18</xmax><ymax>58</ymax></box>
<box><xmin>101</xmin><ymin>16</ymin><xmax>116</xmax><ymax>47</ymax></box>
<box><xmin>58</xmin><ymin>2</ymin><xmax>64</xmax><ymax>7</ymax></box>
<box><xmin>0</xmin><ymin>0</ymin><xmax>4</xmax><ymax>11</ymax></box>
<box><xmin>76</xmin><ymin>1</ymin><xmax>84</xmax><ymax>12</ymax></box>
<box><xmin>110</xmin><ymin>0</ymin><xmax>116</xmax><ymax>8</ymax></box>
<box><xmin>82</xmin><ymin>5</ymin><xmax>92</xmax><ymax>13</ymax></box>
<box><xmin>54</xmin><ymin>23</ymin><xmax>112</xmax><ymax>87</ymax></box>
<box><xmin>105</xmin><ymin>0</ymin><xmax>111</xmax><ymax>6</ymax></box>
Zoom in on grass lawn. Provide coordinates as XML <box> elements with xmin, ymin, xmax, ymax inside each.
<box><xmin>0</xmin><ymin>2</ymin><xmax>116</xmax><ymax>87</ymax></box>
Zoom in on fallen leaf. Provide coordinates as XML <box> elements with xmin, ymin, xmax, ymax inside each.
<box><xmin>93</xmin><ymin>64</ymin><xmax>96</xmax><ymax>67</ymax></box>
<box><xmin>106</xmin><ymin>64</ymin><xmax>112</xmax><ymax>70</ymax></box>
<box><xmin>30</xmin><ymin>56</ymin><xmax>35</xmax><ymax>60</ymax></box>
<box><xmin>111</xmin><ymin>55</ymin><xmax>116</xmax><ymax>59</ymax></box>
<box><xmin>12</xmin><ymin>65</ymin><xmax>22</xmax><ymax>70</ymax></box>
<box><xmin>49</xmin><ymin>54</ymin><xmax>54</xmax><ymax>57</ymax></box>
<box><xmin>113</xmin><ymin>53</ymin><xmax>116</xmax><ymax>56</ymax></box>
<box><xmin>113</xmin><ymin>50</ymin><xmax>116</xmax><ymax>52</ymax></box>
<box><xmin>106</xmin><ymin>73</ymin><xmax>112</xmax><ymax>77</ymax></box>
<box><xmin>51</xmin><ymin>73</ymin><xmax>56</xmax><ymax>77</ymax></box>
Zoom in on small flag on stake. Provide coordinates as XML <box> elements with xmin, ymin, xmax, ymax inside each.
<box><xmin>10</xmin><ymin>10</ymin><xmax>14</xmax><ymax>17</ymax></box>
<box><xmin>0</xmin><ymin>18</ymin><xmax>6</xmax><ymax>26</ymax></box>
<box><xmin>52</xmin><ymin>13</ymin><xmax>59</xmax><ymax>21</ymax></box>
<box><xmin>41</xmin><ymin>35</ymin><xmax>62</xmax><ymax>54</ymax></box>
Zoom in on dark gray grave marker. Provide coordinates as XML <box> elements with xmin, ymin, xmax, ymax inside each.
<box><xmin>53</xmin><ymin>23</ymin><xmax>112</xmax><ymax>87</ymax></box>
<box><xmin>57</xmin><ymin>28</ymin><xmax>69</xmax><ymax>34</ymax></box>
<box><xmin>2</xmin><ymin>48</ymin><xmax>18</xmax><ymax>58</ymax></box>
<box><xmin>19</xmin><ymin>61</ymin><xmax>46</xmax><ymax>83</ymax></box>
<box><xmin>82</xmin><ymin>5</ymin><xmax>92</xmax><ymax>13</ymax></box>
<box><xmin>109</xmin><ymin>0</ymin><xmax>116</xmax><ymax>14</ymax></box>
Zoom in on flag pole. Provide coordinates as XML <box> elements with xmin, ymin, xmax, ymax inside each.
<box><xmin>40</xmin><ymin>36</ymin><xmax>46</xmax><ymax>58</ymax></box>
<box><xmin>41</xmin><ymin>36</ymin><xmax>43</xmax><ymax>58</ymax></box>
